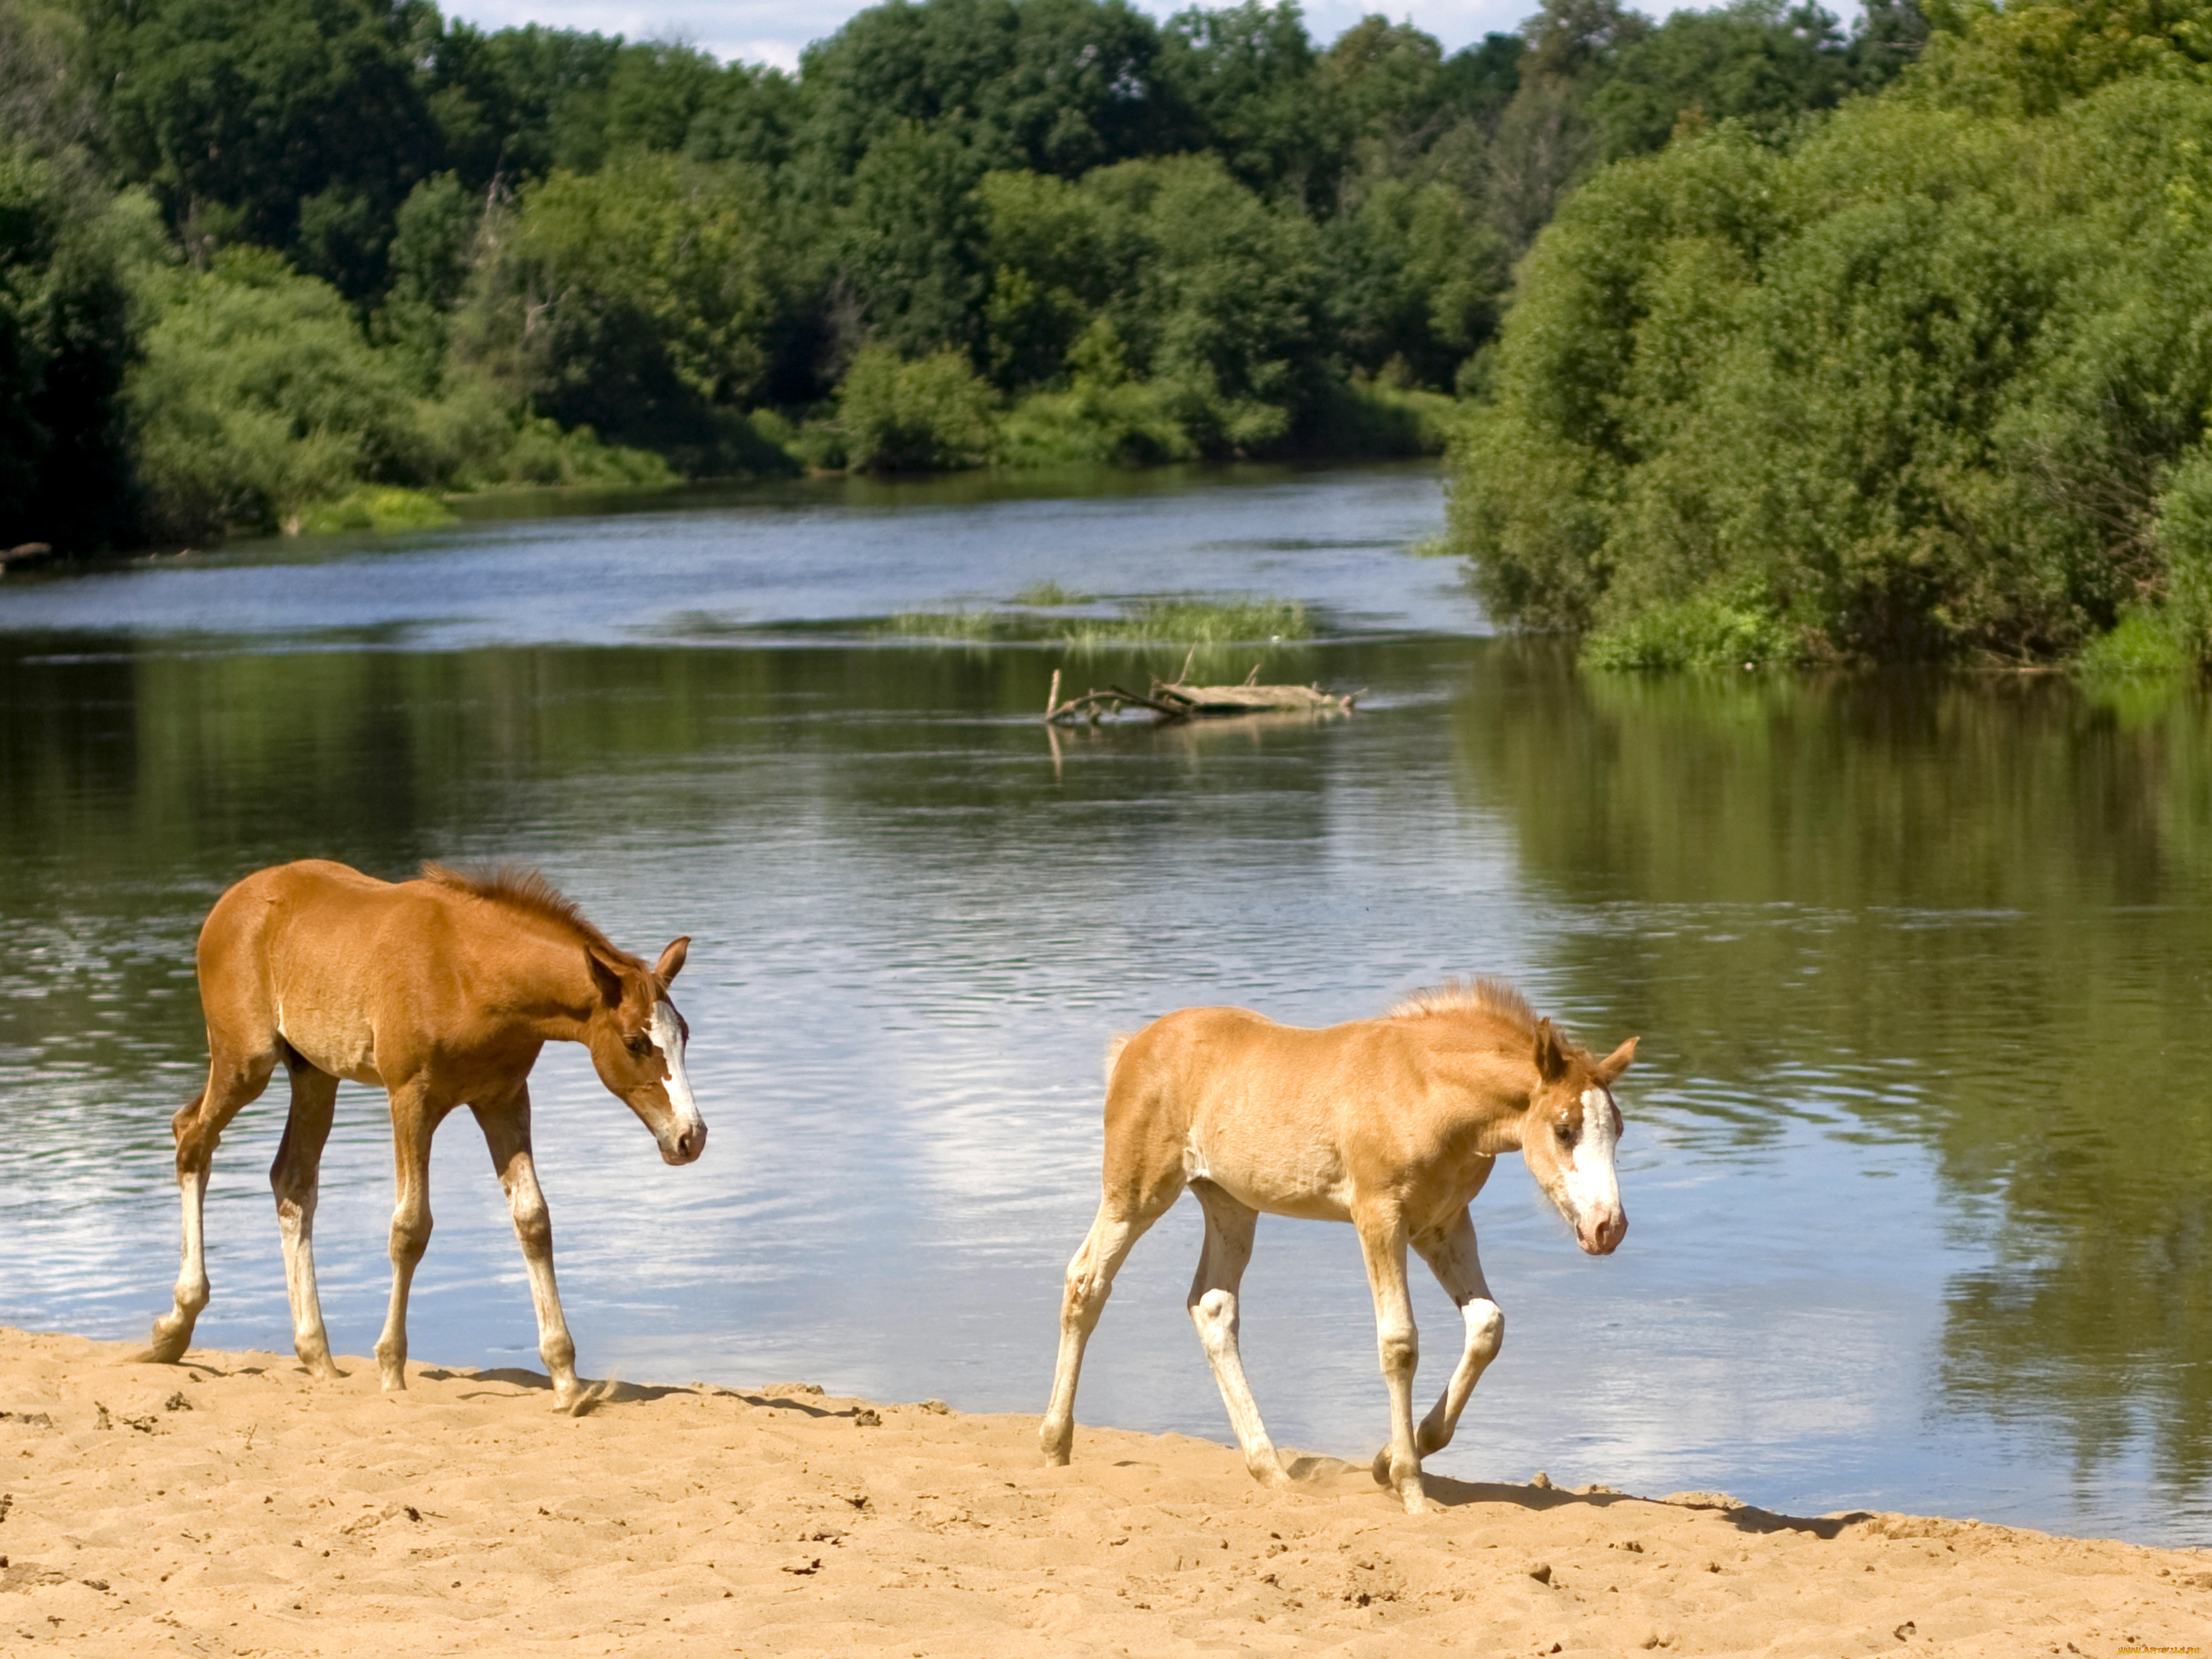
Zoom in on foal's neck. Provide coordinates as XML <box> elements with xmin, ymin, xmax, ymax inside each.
<box><xmin>1427</xmin><ymin>1038</ymin><xmax>1540</xmax><ymax>1156</ymax></box>
<box><xmin>485</xmin><ymin>922</ymin><xmax>617</xmax><ymax>1043</ymax></box>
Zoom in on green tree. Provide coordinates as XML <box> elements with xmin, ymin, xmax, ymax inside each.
<box><xmin>418</xmin><ymin>21</ymin><xmax>622</xmax><ymax>184</ymax></box>
<box><xmin>456</xmin><ymin>150</ymin><xmax>786</xmax><ymax>464</ymax></box>
<box><xmin>978</xmin><ymin>167</ymin><xmax>1143</xmax><ymax>386</ymax></box>
<box><xmin>88</xmin><ymin>0</ymin><xmax>446</xmax><ymax>300</ymax></box>
<box><xmin>795</xmin><ymin>0</ymin><xmax>1188</xmax><ymax>188</ymax></box>
<box><xmin>838</xmin><ymin>122</ymin><xmax>990</xmax><ymax>360</ymax></box>
<box><xmin>373</xmin><ymin>170</ymin><xmax>478</xmax><ymax>386</ymax></box>
<box><xmin>1158</xmin><ymin>0</ymin><xmax>1343</xmax><ymax>205</ymax></box>
<box><xmin>0</xmin><ymin>141</ymin><xmax>161</xmax><ymax>551</ymax></box>
<box><xmin>1584</xmin><ymin>1</ymin><xmax>1864</xmax><ymax>160</ymax></box>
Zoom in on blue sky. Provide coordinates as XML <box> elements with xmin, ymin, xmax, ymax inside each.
<box><xmin>443</xmin><ymin>0</ymin><xmax>1558</xmax><ymax>74</ymax></box>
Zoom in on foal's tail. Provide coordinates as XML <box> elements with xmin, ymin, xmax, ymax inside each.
<box><xmin>1102</xmin><ymin>1033</ymin><xmax>1133</xmax><ymax>1087</ymax></box>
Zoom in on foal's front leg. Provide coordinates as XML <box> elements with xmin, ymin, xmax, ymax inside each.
<box><xmin>471</xmin><ymin>1083</ymin><xmax>584</xmax><ymax>1409</ymax></box>
<box><xmin>1410</xmin><ymin>1207</ymin><xmax>1505</xmax><ymax>1459</ymax></box>
<box><xmin>1354</xmin><ymin>1204</ymin><xmax>1427</xmax><ymax>1514</ymax></box>
<box><xmin>374</xmin><ymin>1081</ymin><xmax>445</xmax><ymax>1393</ymax></box>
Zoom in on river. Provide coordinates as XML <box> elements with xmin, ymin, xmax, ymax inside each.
<box><xmin>0</xmin><ymin>460</ymin><xmax>2205</xmax><ymax>1545</ymax></box>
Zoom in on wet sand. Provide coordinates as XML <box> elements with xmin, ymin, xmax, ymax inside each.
<box><xmin>0</xmin><ymin>1327</ymin><xmax>2201</xmax><ymax>1655</ymax></box>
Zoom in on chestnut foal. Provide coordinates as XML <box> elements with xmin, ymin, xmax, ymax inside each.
<box><xmin>137</xmin><ymin>860</ymin><xmax>705</xmax><ymax>1409</ymax></box>
<box><xmin>1040</xmin><ymin>980</ymin><xmax>1635</xmax><ymax>1513</ymax></box>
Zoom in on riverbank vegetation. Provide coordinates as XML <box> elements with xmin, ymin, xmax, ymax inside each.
<box><xmin>1449</xmin><ymin>0</ymin><xmax>2212</xmax><ymax>667</ymax></box>
<box><xmin>1</xmin><ymin>0</ymin><xmax>1915</xmax><ymax>551</ymax></box>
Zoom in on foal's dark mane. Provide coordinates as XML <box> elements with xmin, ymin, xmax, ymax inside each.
<box><xmin>1385</xmin><ymin>978</ymin><xmax>1541</xmax><ymax>1036</ymax></box>
<box><xmin>420</xmin><ymin>862</ymin><xmax>632</xmax><ymax>960</ymax></box>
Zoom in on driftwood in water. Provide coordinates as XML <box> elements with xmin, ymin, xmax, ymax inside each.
<box><xmin>1043</xmin><ymin>661</ymin><xmax>1356</xmax><ymax>726</ymax></box>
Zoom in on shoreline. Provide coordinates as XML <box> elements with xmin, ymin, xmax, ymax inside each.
<box><xmin>0</xmin><ymin>1326</ymin><xmax>2201</xmax><ymax>1656</ymax></box>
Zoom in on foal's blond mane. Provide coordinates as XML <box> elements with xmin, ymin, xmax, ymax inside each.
<box><xmin>420</xmin><ymin>862</ymin><xmax>632</xmax><ymax>961</ymax></box>
<box><xmin>1385</xmin><ymin>978</ymin><xmax>1541</xmax><ymax>1036</ymax></box>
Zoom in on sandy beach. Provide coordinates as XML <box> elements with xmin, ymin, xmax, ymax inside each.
<box><xmin>0</xmin><ymin>1327</ymin><xmax>2200</xmax><ymax>1656</ymax></box>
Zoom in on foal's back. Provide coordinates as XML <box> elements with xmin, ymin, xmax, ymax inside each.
<box><xmin>1103</xmin><ymin>1005</ymin><xmax>1520</xmax><ymax>1225</ymax></box>
<box><xmin>201</xmin><ymin>859</ymin><xmax>533</xmax><ymax>1085</ymax></box>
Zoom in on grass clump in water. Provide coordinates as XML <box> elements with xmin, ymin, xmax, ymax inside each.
<box><xmin>878</xmin><ymin>610</ymin><xmax>1011</xmax><ymax>641</ymax></box>
<box><xmin>1061</xmin><ymin>598</ymin><xmax>1310</xmax><ymax>648</ymax></box>
<box><xmin>1013</xmin><ymin>580</ymin><xmax>1093</xmax><ymax>606</ymax></box>
<box><xmin>877</xmin><ymin>596</ymin><xmax>1310</xmax><ymax>648</ymax></box>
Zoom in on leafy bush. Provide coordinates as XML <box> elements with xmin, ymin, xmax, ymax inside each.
<box><xmin>837</xmin><ymin>345</ymin><xmax>997</xmax><ymax>471</ymax></box>
<box><xmin>1303</xmin><ymin>377</ymin><xmax>1460</xmax><ymax>457</ymax></box>
<box><xmin>2072</xmin><ymin>608</ymin><xmax>2193</xmax><ymax>678</ymax></box>
<box><xmin>997</xmin><ymin>379</ymin><xmax>1198</xmax><ymax>466</ymax></box>
<box><xmin>293</xmin><ymin>486</ymin><xmax>456</xmax><ymax>534</ymax></box>
<box><xmin>127</xmin><ymin>248</ymin><xmax>432</xmax><ymax>539</ymax></box>
<box><xmin>1582</xmin><ymin>591</ymin><xmax>1801</xmax><ymax>670</ymax></box>
<box><xmin>1447</xmin><ymin>72</ymin><xmax>2212</xmax><ymax>662</ymax></box>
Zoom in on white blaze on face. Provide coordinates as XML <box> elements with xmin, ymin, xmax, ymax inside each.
<box><xmin>1563</xmin><ymin>1086</ymin><xmax>1623</xmax><ymax>1226</ymax></box>
<box><xmin>648</xmin><ymin>1001</ymin><xmax>702</xmax><ymax>1140</ymax></box>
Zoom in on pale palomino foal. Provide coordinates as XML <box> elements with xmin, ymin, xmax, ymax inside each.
<box><xmin>136</xmin><ymin>860</ymin><xmax>705</xmax><ymax>1409</ymax></box>
<box><xmin>1040</xmin><ymin>980</ymin><xmax>1634</xmax><ymax>1513</ymax></box>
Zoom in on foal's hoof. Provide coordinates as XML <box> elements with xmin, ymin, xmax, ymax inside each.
<box><xmin>1039</xmin><ymin>1423</ymin><xmax>1073</xmax><ymax>1465</ymax></box>
<box><xmin>556</xmin><ymin>1380</ymin><xmax>612</xmax><ymax>1416</ymax></box>
<box><xmin>131</xmin><ymin>1318</ymin><xmax>194</xmax><ymax>1366</ymax></box>
<box><xmin>1245</xmin><ymin>1457</ymin><xmax>1295</xmax><ymax>1492</ymax></box>
<box><xmin>1371</xmin><ymin>1449</ymin><xmax>1427</xmax><ymax>1513</ymax></box>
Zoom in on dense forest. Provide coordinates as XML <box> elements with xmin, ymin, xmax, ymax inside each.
<box><xmin>0</xmin><ymin>0</ymin><xmax>1917</xmax><ymax>551</ymax></box>
<box><xmin>1451</xmin><ymin>0</ymin><xmax>2212</xmax><ymax>667</ymax></box>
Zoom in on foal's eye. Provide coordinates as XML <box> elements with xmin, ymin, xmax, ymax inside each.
<box><xmin>624</xmin><ymin>1033</ymin><xmax>651</xmax><ymax>1058</ymax></box>
<box><xmin>1554</xmin><ymin>1119</ymin><xmax>1577</xmax><ymax>1146</ymax></box>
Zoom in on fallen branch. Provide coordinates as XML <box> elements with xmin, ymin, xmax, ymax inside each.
<box><xmin>1043</xmin><ymin>661</ymin><xmax>1357</xmax><ymax>725</ymax></box>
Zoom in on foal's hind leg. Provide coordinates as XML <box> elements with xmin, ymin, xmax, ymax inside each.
<box><xmin>270</xmin><ymin>1053</ymin><xmax>343</xmax><ymax>1380</ymax></box>
<box><xmin>471</xmin><ymin>1083</ymin><xmax>584</xmax><ymax>1410</ymax></box>
<box><xmin>1186</xmin><ymin>1181</ymin><xmax>1291</xmax><ymax>1489</ymax></box>
<box><xmin>1408</xmin><ymin>1207</ymin><xmax>1504</xmax><ymax>1461</ymax></box>
<box><xmin>1040</xmin><ymin>1179</ymin><xmax>1180</xmax><ymax>1466</ymax></box>
<box><xmin>139</xmin><ymin>1045</ymin><xmax>279</xmax><ymax>1364</ymax></box>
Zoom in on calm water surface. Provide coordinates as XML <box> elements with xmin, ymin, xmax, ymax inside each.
<box><xmin>1</xmin><ymin>461</ymin><xmax>2207</xmax><ymax>1547</ymax></box>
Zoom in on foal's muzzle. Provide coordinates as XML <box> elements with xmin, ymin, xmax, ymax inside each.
<box><xmin>1578</xmin><ymin>1208</ymin><xmax>1628</xmax><ymax>1256</ymax></box>
<box><xmin>660</xmin><ymin>1122</ymin><xmax>707</xmax><ymax>1165</ymax></box>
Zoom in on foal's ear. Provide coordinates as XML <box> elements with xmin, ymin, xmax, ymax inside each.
<box><xmin>1595</xmin><ymin>1035</ymin><xmax>1638</xmax><ymax>1086</ymax></box>
<box><xmin>1534</xmin><ymin>1018</ymin><xmax>1570</xmax><ymax>1083</ymax></box>
<box><xmin>654</xmin><ymin>936</ymin><xmax>690</xmax><ymax>985</ymax></box>
<box><xmin>586</xmin><ymin>947</ymin><xmax>627</xmax><ymax>1006</ymax></box>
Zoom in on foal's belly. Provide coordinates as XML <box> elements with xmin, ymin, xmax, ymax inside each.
<box><xmin>1184</xmin><ymin>1131</ymin><xmax>1354</xmax><ymax>1222</ymax></box>
<box><xmin>276</xmin><ymin>1002</ymin><xmax>383</xmax><ymax>1087</ymax></box>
